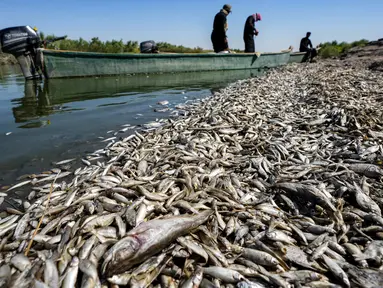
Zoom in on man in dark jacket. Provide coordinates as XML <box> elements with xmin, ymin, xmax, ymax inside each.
<box><xmin>243</xmin><ymin>13</ymin><xmax>262</xmax><ymax>53</ymax></box>
<box><xmin>211</xmin><ymin>4</ymin><xmax>232</xmax><ymax>53</ymax></box>
<box><xmin>300</xmin><ymin>32</ymin><xmax>317</xmax><ymax>62</ymax></box>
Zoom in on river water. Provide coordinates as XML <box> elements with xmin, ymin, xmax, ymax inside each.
<box><xmin>0</xmin><ymin>65</ymin><xmax>264</xmax><ymax>194</ymax></box>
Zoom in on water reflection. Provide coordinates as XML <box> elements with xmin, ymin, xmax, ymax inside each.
<box><xmin>1</xmin><ymin>66</ymin><xmax>267</xmax><ymax>190</ymax></box>
<box><xmin>11</xmin><ymin>69</ymin><xmax>266</xmax><ymax>127</ymax></box>
<box><xmin>12</xmin><ymin>81</ymin><xmax>52</xmax><ymax>126</ymax></box>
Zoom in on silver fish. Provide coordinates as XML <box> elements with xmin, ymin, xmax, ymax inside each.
<box><xmin>103</xmin><ymin>210</ymin><xmax>212</xmax><ymax>275</ymax></box>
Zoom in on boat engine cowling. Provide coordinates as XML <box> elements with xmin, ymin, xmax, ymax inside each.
<box><xmin>0</xmin><ymin>26</ymin><xmax>41</xmax><ymax>55</ymax></box>
<box><xmin>140</xmin><ymin>40</ymin><xmax>158</xmax><ymax>54</ymax></box>
<box><xmin>0</xmin><ymin>26</ymin><xmax>43</xmax><ymax>80</ymax></box>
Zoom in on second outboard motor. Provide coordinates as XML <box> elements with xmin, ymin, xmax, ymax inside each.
<box><xmin>140</xmin><ymin>40</ymin><xmax>159</xmax><ymax>54</ymax></box>
<box><xmin>0</xmin><ymin>26</ymin><xmax>43</xmax><ymax>80</ymax></box>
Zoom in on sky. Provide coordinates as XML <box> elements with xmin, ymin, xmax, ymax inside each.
<box><xmin>1</xmin><ymin>0</ymin><xmax>382</xmax><ymax>52</ymax></box>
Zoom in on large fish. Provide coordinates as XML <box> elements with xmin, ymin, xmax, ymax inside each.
<box><xmin>103</xmin><ymin>210</ymin><xmax>213</xmax><ymax>276</ymax></box>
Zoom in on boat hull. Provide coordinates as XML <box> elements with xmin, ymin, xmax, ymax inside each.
<box><xmin>42</xmin><ymin>50</ymin><xmax>291</xmax><ymax>79</ymax></box>
<box><xmin>288</xmin><ymin>52</ymin><xmax>306</xmax><ymax>64</ymax></box>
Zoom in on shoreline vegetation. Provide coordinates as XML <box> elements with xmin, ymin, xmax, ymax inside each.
<box><xmin>319</xmin><ymin>39</ymin><xmax>370</xmax><ymax>58</ymax></box>
<box><xmin>1</xmin><ymin>53</ymin><xmax>383</xmax><ymax>287</ymax></box>
<box><xmin>0</xmin><ymin>32</ymin><xmax>379</xmax><ymax>65</ymax></box>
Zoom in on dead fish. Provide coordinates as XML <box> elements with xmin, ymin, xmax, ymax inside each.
<box><xmin>62</xmin><ymin>256</ymin><xmax>79</xmax><ymax>288</ymax></box>
<box><xmin>143</xmin><ymin>122</ymin><xmax>162</xmax><ymax>129</ymax></box>
<box><xmin>6</xmin><ymin>180</ymin><xmax>31</xmax><ymax>192</ymax></box>
<box><xmin>158</xmin><ymin>100</ymin><xmax>169</xmax><ymax>106</ymax></box>
<box><xmin>347</xmin><ymin>164</ymin><xmax>383</xmax><ymax>179</ymax></box>
<box><xmin>103</xmin><ymin>210</ymin><xmax>212</xmax><ymax>275</ymax></box>
<box><xmin>202</xmin><ymin>266</ymin><xmax>246</xmax><ymax>283</ymax></box>
<box><xmin>181</xmin><ymin>266</ymin><xmax>204</xmax><ymax>288</ymax></box>
<box><xmin>321</xmin><ymin>255</ymin><xmax>350</xmax><ymax>287</ymax></box>
<box><xmin>54</xmin><ymin>158</ymin><xmax>76</xmax><ymax>165</ymax></box>
<box><xmin>44</xmin><ymin>259</ymin><xmax>59</xmax><ymax>288</ymax></box>
<box><xmin>10</xmin><ymin>254</ymin><xmax>31</xmax><ymax>271</ymax></box>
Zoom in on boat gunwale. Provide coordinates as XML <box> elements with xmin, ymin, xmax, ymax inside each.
<box><xmin>290</xmin><ymin>52</ymin><xmax>307</xmax><ymax>56</ymax></box>
<box><xmin>42</xmin><ymin>49</ymin><xmax>291</xmax><ymax>59</ymax></box>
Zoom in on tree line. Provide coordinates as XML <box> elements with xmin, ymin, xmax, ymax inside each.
<box><xmin>1</xmin><ymin>31</ymin><xmax>373</xmax><ymax>57</ymax></box>
<box><xmin>39</xmin><ymin>32</ymin><xmax>212</xmax><ymax>54</ymax></box>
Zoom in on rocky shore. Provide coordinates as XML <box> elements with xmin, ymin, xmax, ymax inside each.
<box><xmin>0</xmin><ymin>53</ymin><xmax>383</xmax><ymax>287</ymax></box>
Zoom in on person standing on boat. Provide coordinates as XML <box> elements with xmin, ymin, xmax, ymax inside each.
<box><xmin>299</xmin><ymin>32</ymin><xmax>318</xmax><ymax>62</ymax></box>
<box><xmin>243</xmin><ymin>13</ymin><xmax>262</xmax><ymax>53</ymax></box>
<box><xmin>211</xmin><ymin>4</ymin><xmax>232</xmax><ymax>53</ymax></box>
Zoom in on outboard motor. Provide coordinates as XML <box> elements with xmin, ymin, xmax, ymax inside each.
<box><xmin>140</xmin><ymin>40</ymin><xmax>159</xmax><ymax>54</ymax></box>
<box><xmin>0</xmin><ymin>26</ymin><xmax>43</xmax><ymax>80</ymax></box>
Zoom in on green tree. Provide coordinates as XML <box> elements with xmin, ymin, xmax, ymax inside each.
<box><xmin>41</xmin><ymin>35</ymin><xmax>211</xmax><ymax>54</ymax></box>
<box><xmin>39</xmin><ymin>31</ymin><xmax>45</xmax><ymax>41</ymax></box>
<box><xmin>89</xmin><ymin>37</ymin><xmax>103</xmax><ymax>52</ymax></box>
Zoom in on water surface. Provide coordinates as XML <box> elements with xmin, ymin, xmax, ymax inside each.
<box><xmin>0</xmin><ymin>65</ymin><xmax>265</xmax><ymax>190</ymax></box>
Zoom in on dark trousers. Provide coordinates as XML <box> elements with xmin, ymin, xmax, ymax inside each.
<box><xmin>300</xmin><ymin>48</ymin><xmax>318</xmax><ymax>62</ymax></box>
<box><xmin>211</xmin><ymin>31</ymin><xmax>228</xmax><ymax>53</ymax></box>
<box><xmin>244</xmin><ymin>35</ymin><xmax>255</xmax><ymax>53</ymax></box>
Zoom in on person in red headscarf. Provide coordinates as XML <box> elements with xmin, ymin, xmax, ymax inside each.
<box><xmin>243</xmin><ymin>13</ymin><xmax>262</xmax><ymax>53</ymax></box>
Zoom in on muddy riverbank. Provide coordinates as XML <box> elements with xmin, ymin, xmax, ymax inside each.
<box><xmin>339</xmin><ymin>38</ymin><xmax>383</xmax><ymax>71</ymax></box>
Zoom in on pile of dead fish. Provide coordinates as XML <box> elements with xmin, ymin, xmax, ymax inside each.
<box><xmin>1</xmin><ymin>60</ymin><xmax>383</xmax><ymax>288</ymax></box>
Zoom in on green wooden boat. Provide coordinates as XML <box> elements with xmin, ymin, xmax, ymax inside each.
<box><xmin>0</xmin><ymin>26</ymin><xmax>298</xmax><ymax>80</ymax></box>
<box><xmin>288</xmin><ymin>52</ymin><xmax>307</xmax><ymax>63</ymax></box>
<box><xmin>40</xmin><ymin>49</ymin><xmax>292</xmax><ymax>79</ymax></box>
